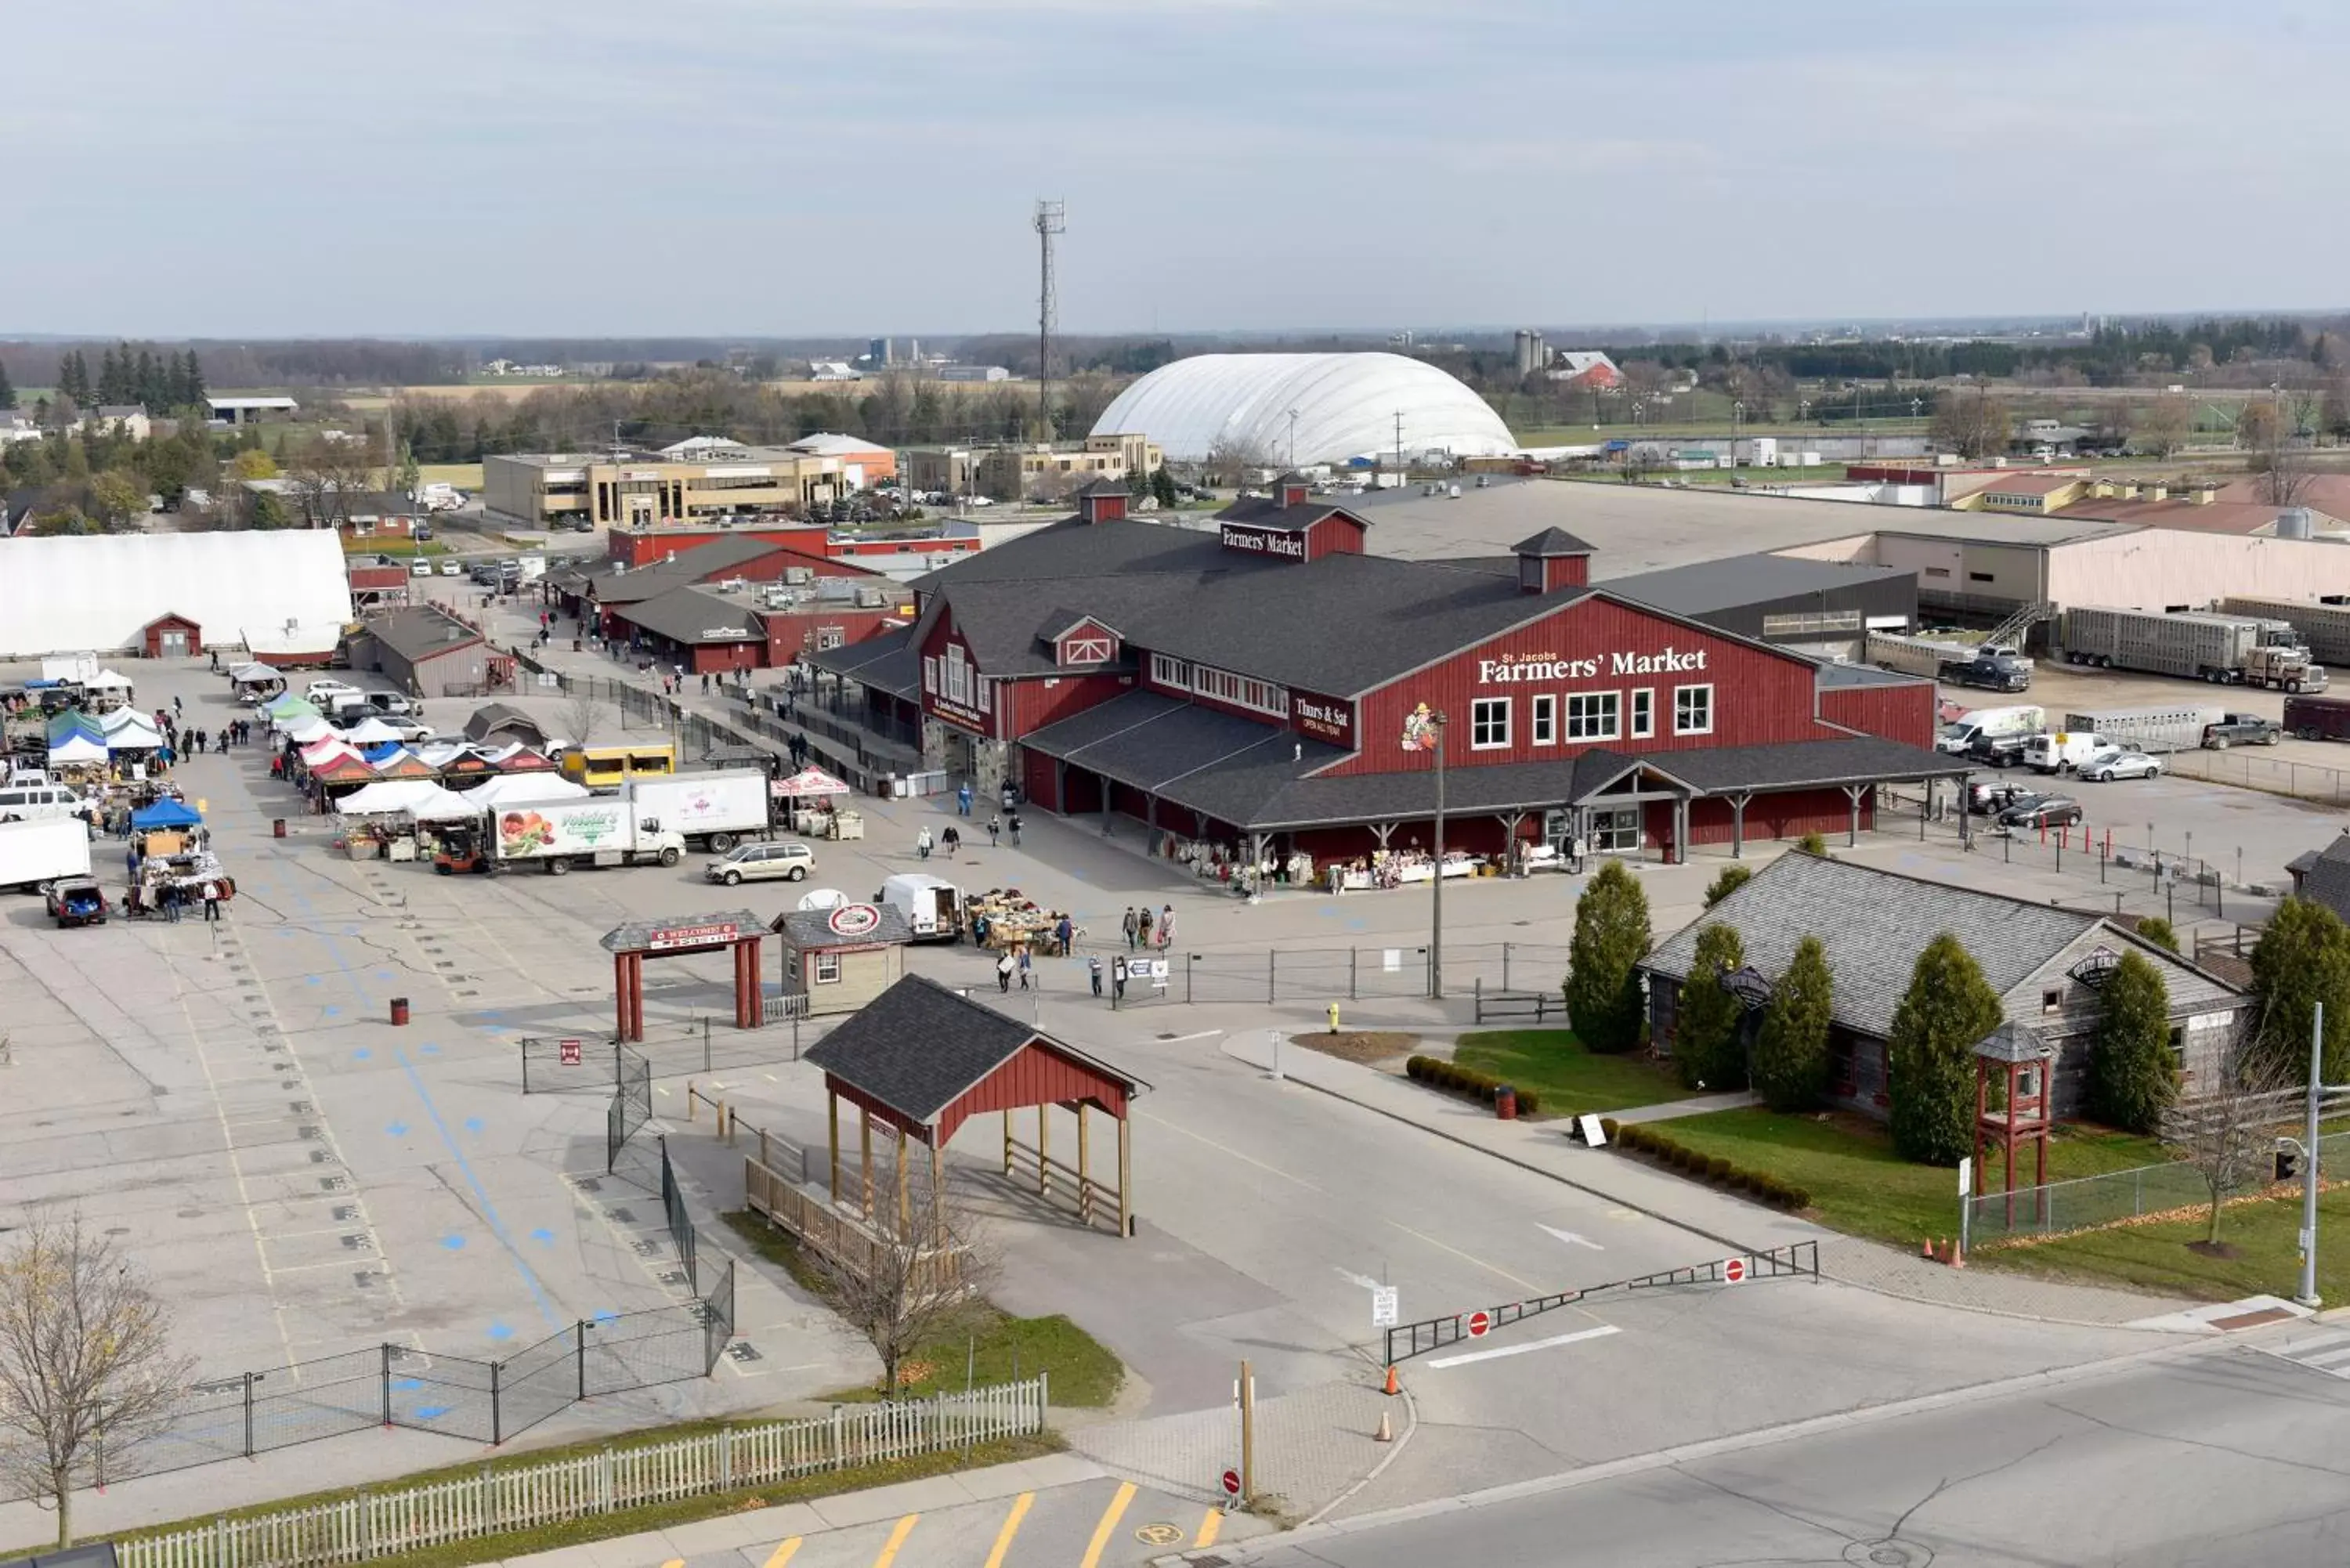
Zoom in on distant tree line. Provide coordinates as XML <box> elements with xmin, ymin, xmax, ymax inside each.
<box><xmin>49</xmin><ymin>344</ymin><xmax>206</xmax><ymax>412</ymax></box>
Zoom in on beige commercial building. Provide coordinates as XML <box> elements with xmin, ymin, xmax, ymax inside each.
<box><xmin>483</xmin><ymin>449</ymin><xmax>844</xmax><ymax>529</ymax></box>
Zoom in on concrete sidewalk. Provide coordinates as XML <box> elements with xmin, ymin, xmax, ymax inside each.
<box><xmin>1223</xmin><ymin>1034</ymin><xmax>2200</xmax><ymax>1329</ymax></box>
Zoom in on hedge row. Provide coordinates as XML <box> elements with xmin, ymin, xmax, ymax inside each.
<box><xmin>1405</xmin><ymin>1055</ymin><xmax>1542</xmax><ymax>1117</ymax></box>
<box><xmin>1599</xmin><ymin>1118</ymin><xmax>1811</xmax><ymax>1209</ymax></box>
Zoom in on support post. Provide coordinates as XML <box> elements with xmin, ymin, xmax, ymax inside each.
<box><xmin>1730</xmin><ymin>792</ymin><xmax>1751</xmax><ymax>858</ymax></box>
<box><xmin>2300</xmin><ymin>1000</ymin><xmax>2325</xmax><ymax>1308</ymax></box>
<box><xmin>1077</xmin><ymin>1103</ymin><xmax>1092</xmax><ymax>1223</ymax></box>
<box><xmin>1431</xmin><ymin>719</ymin><xmax>1448</xmax><ymax>999</ymax></box>
<box><xmin>1239</xmin><ymin>1357</ymin><xmax>1256</xmax><ymax>1505</ymax></box>
<box><xmin>927</xmin><ymin>1135</ymin><xmax>945</xmax><ymax>1250</ymax></box>
<box><xmin>1038</xmin><ymin>1104</ymin><xmax>1050</xmax><ymax>1199</ymax></box>
<box><xmin>828</xmin><ymin>1090</ymin><xmax>841</xmax><ymax>1205</ymax></box>
<box><xmin>1003</xmin><ymin>1109</ymin><xmax>1013</xmax><ymax>1176</ymax></box>
<box><xmin>860</xmin><ymin>1110</ymin><xmax>874</xmax><ymax>1220</ymax></box>
<box><xmin>896</xmin><ymin>1128</ymin><xmax>910</xmax><ymax>1240</ymax></box>
<box><xmin>1846</xmin><ymin>784</ymin><xmax>1864</xmax><ymax>847</ymax></box>
<box><xmin>1118</xmin><ymin>1113</ymin><xmax>1133</xmax><ymax>1238</ymax></box>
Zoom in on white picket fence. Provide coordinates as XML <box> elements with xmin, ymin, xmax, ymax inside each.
<box><xmin>115</xmin><ymin>1377</ymin><xmax>1049</xmax><ymax>1568</ymax></box>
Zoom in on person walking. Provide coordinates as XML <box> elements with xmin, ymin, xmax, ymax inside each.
<box><xmin>1007</xmin><ymin>811</ymin><xmax>1022</xmax><ymax>847</ymax></box>
<box><xmin>201</xmin><ymin>880</ymin><xmax>222</xmax><ymax>922</ymax></box>
<box><xmin>161</xmin><ymin>881</ymin><xmax>182</xmax><ymax>923</ymax></box>
<box><xmin>1121</xmin><ymin>906</ymin><xmax>1139</xmax><ymax>950</ymax></box>
<box><xmin>957</xmin><ymin>782</ymin><xmax>973</xmax><ymax>817</ymax></box>
<box><xmin>916</xmin><ymin>825</ymin><xmax>934</xmax><ymax>860</ymax></box>
<box><xmin>1089</xmin><ymin>954</ymin><xmax>1103</xmax><ymax>997</ymax></box>
<box><xmin>1158</xmin><ymin>905</ymin><xmax>1177</xmax><ymax>950</ymax></box>
<box><xmin>996</xmin><ymin>951</ymin><xmax>1015</xmax><ymax>993</ymax></box>
<box><xmin>172</xmin><ymin>695</ymin><xmax>183</xmax><ymax>717</ymax></box>
<box><xmin>209</xmin><ymin>649</ymin><xmax>219</xmax><ymax>672</ymax></box>
<box><xmin>1137</xmin><ymin>905</ymin><xmax>1155</xmax><ymax>948</ymax></box>
<box><xmin>940</xmin><ymin>824</ymin><xmax>960</xmax><ymax>860</ymax></box>
<box><xmin>1016</xmin><ymin>948</ymin><xmax>1032</xmax><ymax>990</ymax></box>
<box><xmin>1054</xmin><ymin>913</ymin><xmax>1073</xmax><ymax>956</ymax></box>
<box><xmin>1112</xmin><ymin>955</ymin><xmax>1127</xmax><ymax>1002</ymax></box>
<box><xmin>1000</xmin><ymin>782</ymin><xmax>1016</xmax><ymax>811</ymax></box>
<box><xmin>985</xmin><ymin>814</ymin><xmax>1001</xmax><ymax>847</ymax></box>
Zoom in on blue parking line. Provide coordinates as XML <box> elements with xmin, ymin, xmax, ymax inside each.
<box><xmin>396</xmin><ymin>1045</ymin><xmax>559</xmax><ymax>1327</ymax></box>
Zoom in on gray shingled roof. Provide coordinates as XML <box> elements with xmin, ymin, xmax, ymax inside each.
<box><xmin>769</xmin><ymin>902</ymin><xmax>915</xmax><ymax>949</ymax></box>
<box><xmin>804</xmin><ymin>974</ymin><xmax>1144</xmax><ymax>1125</ymax></box>
<box><xmin>365</xmin><ymin>606</ymin><xmax>484</xmax><ymax>663</ymax></box>
<box><xmin>1644</xmin><ymin>854</ymin><xmax>2128</xmax><ymax>1039</ymax></box>
<box><xmin>1513</xmin><ymin>526</ymin><xmax>1594</xmax><ymax>557</ymax></box>
<box><xmin>589</xmin><ymin>537</ymin><xmax>784</xmax><ymax>604</ymax></box>
<box><xmin>2290</xmin><ymin>833</ymin><xmax>2350</xmax><ymax>923</ymax></box>
<box><xmin>611</xmin><ymin>586</ymin><xmax>763</xmax><ymax>645</ymax></box>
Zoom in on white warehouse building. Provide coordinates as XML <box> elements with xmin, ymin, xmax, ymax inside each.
<box><xmin>1090</xmin><ymin>352</ymin><xmax>1519</xmax><ymax>467</ymax></box>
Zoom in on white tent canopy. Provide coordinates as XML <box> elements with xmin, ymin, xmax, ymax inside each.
<box><xmin>465</xmin><ymin>774</ymin><xmax>591</xmax><ymax>807</ymax></box>
<box><xmin>96</xmin><ymin>706</ymin><xmax>151</xmax><ymax>734</ymax></box>
<box><xmin>335</xmin><ymin>781</ymin><xmax>478</xmax><ymax>820</ymax></box>
<box><xmin>226</xmin><ymin>662</ymin><xmax>280</xmax><ymax>684</ymax></box>
<box><xmin>85</xmin><ymin>668</ymin><xmax>136</xmax><ymax>691</ymax></box>
<box><xmin>0</xmin><ymin>534</ymin><xmax>353</xmax><ymax>659</ymax></box>
<box><xmin>105</xmin><ymin>717</ymin><xmax>164</xmax><ymax>752</ymax></box>
<box><xmin>281</xmin><ymin>715</ymin><xmax>336</xmax><ymax>743</ymax></box>
<box><xmin>344</xmin><ymin>717</ymin><xmax>403</xmax><ymax>745</ymax></box>
<box><xmin>46</xmin><ymin>733</ymin><xmax>108</xmax><ymax>765</ymax></box>
<box><xmin>772</xmin><ymin>766</ymin><xmax>851</xmax><ymax>797</ymax></box>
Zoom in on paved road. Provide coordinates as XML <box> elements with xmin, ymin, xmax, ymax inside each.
<box><xmin>1220</xmin><ymin>1337</ymin><xmax>2350</xmax><ymax>1567</ymax></box>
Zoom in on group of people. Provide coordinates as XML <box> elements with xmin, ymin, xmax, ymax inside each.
<box><xmin>1119</xmin><ymin>904</ymin><xmax>1176</xmax><ymax>951</ymax></box>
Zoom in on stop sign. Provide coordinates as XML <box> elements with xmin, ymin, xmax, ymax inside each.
<box><xmin>1466</xmin><ymin>1310</ymin><xmax>1492</xmax><ymax>1338</ymax></box>
<box><xmin>1723</xmin><ymin>1257</ymin><xmax>1748</xmax><ymax>1284</ymax></box>
<box><xmin>1221</xmin><ymin>1469</ymin><xmax>1242</xmax><ymax>1497</ymax></box>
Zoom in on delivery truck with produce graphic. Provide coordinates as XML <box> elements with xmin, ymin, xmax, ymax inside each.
<box><xmin>491</xmin><ymin>798</ymin><xmax>686</xmax><ymax>874</ymax></box>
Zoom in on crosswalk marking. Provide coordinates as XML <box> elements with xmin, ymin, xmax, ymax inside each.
<box><xmin>2263</xmin><ymin>1331</ymin><xmax>2350</xmax><ymax>1378</ymax></box>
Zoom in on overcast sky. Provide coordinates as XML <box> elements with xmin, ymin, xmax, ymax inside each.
<box><xmin>13</xmin><ymin>0</ymin><xmax>2341</xmax><ymax>338</ymax></box>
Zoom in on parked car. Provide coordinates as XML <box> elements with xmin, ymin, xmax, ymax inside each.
<box><xmin>410</xmin><ymin>559</ymin><xmax>434</xmax><ymax>577</ymax></box>
<box><xmin>1998</xmin><ymin>795</ymin><xmax>2084</xmax><ymax>829</ymax></box>
<box><xmin>305</xmin><ymin>679</ymin><xmax>361</xmax><ymax>703</ymax></box>
<box><xmin>374</xmin><ymin>717</ymin><xmax>436</xmax><ymax>742</ymax></box>
<box><xmin>363</xmin><ymin>691</ymin><xmax>416</xmax><ymax>716</ymax></box>
<box><xmin>2078</xmin><ymin>749</ymin><xmax>2164</xmax><ymax>782</ymax></box>
<box><xmin>703</xmin><ymin>841</ymin><xmax>815</xmax><ymax>885</ymax></box>
<box><xmin>1967</xmin><ymin>782</ymin><xmax>2041</xmax><ymax>815</ymax></box>
<box><xmin>2201</xmin><ymin>713</ymin><xmax>2282</xmax><ymax>749</ymax></box>
<box><xmin>439</xmin><ymin>559</ymin><xmax>464</xmax><ymax>576</ymax></box>
<box><xmin>42</xmin><ymin>876</ymin><xmax>108</xmax><ymax>927</ymax></box>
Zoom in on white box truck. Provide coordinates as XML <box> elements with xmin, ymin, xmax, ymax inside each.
<box><xmin>1936</xmin><ymin>705</ymin><xmax>2044</xmax><ymax>757</ymax></box>
<box><xmin>624</xmin><ymin>769</ymin><xmax>773</xmax><ymax>851</ymax></box>
<box><xmin>490</xmin><ymin>798</ymin><xmax>685</xmax><ymax>875</ymax></box>
<box><xmin>2023</xmin><ymin>730</ymin><xmax>2110</xmax><ymax>774</ymax></box>
<box><xmin>878</xmin><ymin>873</ymin><xmax>964</xmax><ymax>944</ymax></box>
<box><xmin>0</xmin><ymin>818</ymin><xmax>93</xmax><ymax>892</ymax></box>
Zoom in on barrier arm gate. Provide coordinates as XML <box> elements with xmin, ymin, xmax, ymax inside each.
<box><xmin>1382</xmin><ymin>1240</ymin><xmax>1820</xmax><ymax>1366</ymax></box>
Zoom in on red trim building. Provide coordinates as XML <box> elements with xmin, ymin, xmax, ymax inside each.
<box><xmin>810</xmin><ymin>478</ymin><xmax>1961</xmax><ymax>866</ymax></box>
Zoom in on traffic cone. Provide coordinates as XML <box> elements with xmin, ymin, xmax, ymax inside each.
<box><xmin>1383</xmin><ymin>1364</ymin><xmax>1400</xmax><ymax>1396</ymax></box>
<box><xmin>1374</xmin><ymin>1409</ymin><xmax>1393</xmax><ymax>1443</ymax></box>
<box><xmin>1950</xmin><ymin>1234</ymin><xmax>1965</xmax><ymax>1270</ymax></box>
<box><xmin>1922</xmin><ymin>1237</ymin><xmax>1934</xmax><ymax>1260</ymax></box>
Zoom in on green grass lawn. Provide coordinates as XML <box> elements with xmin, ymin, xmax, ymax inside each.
<box><xmin>721</xmin><ymin>1212</ymin><xmax>1123</xmax><ymax>1407</ymax></box>
<box><xmin>1450</xmin><ymin>1030</ymin><xmax>1694</xmax><ymax>1118</ymax></box>
<box><xmin>1977</xmin><ymin>1183</ymin><xmax>2350</xmax><ymax>1303</ymax></box>
<box><xmin>1658</xmin><ymin>1107</ymin><xmax>2168</xmax><ymax>1248</ymax></box>
<box><xmin>418</xmin><ymin>461</ymin><xmax>484</xmax><ymax>490</ymax></box>
<box><xmin>341</xmin><ymin>535</ymin><xmax>449</xmax><ymax>557</ymax></box>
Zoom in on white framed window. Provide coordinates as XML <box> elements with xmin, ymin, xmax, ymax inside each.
<box><xmin>1674</xmin><ymin>683</ymin><xmax>1714</xmax><ymax>735</ymax></box>
<box><xmin>1531</xmin><ymin>693</ymin><xmax>1556</xmax><ymax>746</ymax></box>
<box><xmin>921</xmin><ymin>656</ymin><xmax>938</xmax><ymax>693</ymax></box>
<box><xmin>1630</xmin><ymin>687</ymin><xmax>1654</xmax><ymax>738</ymax></box>
<box><xmin>943</xmin><ymin>642</ymin><xmax>971</xmax><ymax>705</ymax></box>
<box><xmin>815</xmin><ymin>952</ymin><xmax>842</xmax><ymax>985</ymax></box>
<box><xmin>1470</xmin><ymin>696</ymin><xmax>1510</xmax><ymax>750</ymax></box>
<box><xmin>1150</xmin><ymin>651</ymin><xmax>1191</xmax><ymax>688</ymax></box>
<box><xmin>1566</xmin><ymin>691</ymin><xmax>1621</xmax><ymax>742</ymax></box>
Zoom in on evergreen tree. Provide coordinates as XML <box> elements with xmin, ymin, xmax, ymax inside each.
<box><xmin>1564</xmin><ymin>860</ymin><xmax>1654</xmax><ymax>1054</ymax></box>
<box><xmin>1886</xmin><ymin>933</ymin><xmax>2004</xmax><ymax>1164</ymax></box>
<box><xmin>0</xmin><ymin>358</ymin><xmax>14</xmax><ymax>409</ymax></box>
<box><xmin>2092</xmin><ymin>950</ymin><xmax>2176</xmax><ymax>1134</ymax></box>
<box><xmin>1753</xmin><ymin>936</ymin><xmax>1834</xmax><ymax>1111</ymax></box>
<box><xmin>1702</xmin><ymin>864</ymin><xmax>1752</xmax><ymax>908</ymax></box>
<box><xmin>2132</xmin><ymin>916</ymin><xmax>2180</xmax><ymax>954</ymax></box>
<box><xmin>2248</xmin><ymin>896</ymin><xmax>2350</xmax><ymax>1083</ymax></box>
<box><xmin>1151</xmin><ymin>464</ymin><xmax>1179</xmax><ymax>509</ymax></box>
<box><xmin>181</xmin><ymin>350</ymin><xmax>208</xmax><ymax>409</ymax></box>
<box><xmin>248</xmin><ymin>490</ymin><xmax>293</xmax><ymax>529</ymax></box>
<box><xmin>57</xmin><ymin>351</ymin><xmax>89</xmax><ymax>406</ymax></box>
<box><xmin>1673</xmin><ymin>923</ymin><xmax>1748</xmax><ymax>1090</ymax></box>
<box><xmin>96</xmin><ymin>345</ymin><xmax>126</xmax><ymax>406</ymax></box>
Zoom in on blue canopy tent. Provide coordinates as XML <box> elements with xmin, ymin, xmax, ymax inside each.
<box><xmin>131</xmin><ymin>800</ymin><xmax>203</xmax><ymax>830</ymax></box>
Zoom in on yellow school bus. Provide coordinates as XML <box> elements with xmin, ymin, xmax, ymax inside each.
<box><xmin>559</xmin><ymin>742</ymin><xmax>678</xmax><ymax>788</ymax></box>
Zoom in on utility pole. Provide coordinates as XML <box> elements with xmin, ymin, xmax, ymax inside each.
<box><xmin>1393</xmin><ymin>411</ymin><xmax>1405</xmax><ymax>480</ymax></box>
<box><xmin>1033</xmin><ymin>200</ymin><xmax>1065</xmax><ymax>445</ymax></box>
<box><xmin>2298</xmin><ymin>1000</ymin><xmax>2323</xmax><ymax>1308</ymax></box>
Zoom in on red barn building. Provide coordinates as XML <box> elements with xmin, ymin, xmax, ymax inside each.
<box><xmin>809</xmin><ymin>479</ymin><xmax>1962</xmax><ymax>867</ymax></box>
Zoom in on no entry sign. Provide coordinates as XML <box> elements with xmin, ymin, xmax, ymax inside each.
<box><xmin>1221</xmin><ymin>1469</ymin><xmax>1242</xmax><ymax>1497</ymax></box>
<box><xmin>558</xmin><ymin>1038</ymin><xmax>583</xmax><ymax>1067</ymax></box>
<box><xmin>1466</xmin><ymin>1310</ymin><xmax>1492</xmax><ymax>1338</ymax></box>
<box><xmin>1723</xmin><ymin>1257</ymin><xmax>1748</xmax><ymax>1284</ymax></box>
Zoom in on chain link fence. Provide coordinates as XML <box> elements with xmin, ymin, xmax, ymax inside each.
<box><xmin>1965</xmin><ymin>1126</ymin><xmax>2350</xmax><ymax>1244</ymax></box>
<box><xmin>523</xmin><ymin>1015</ymin><xmax>821</xmax><ymax>1094</ymax></box>
<box><xmin>1099</xmin><ymin>939</ymin><xmax>1573</xmax><ymax>1010</ymax></box>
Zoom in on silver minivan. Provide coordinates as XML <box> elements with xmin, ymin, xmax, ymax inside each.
<box><xmin>0</xmin><ymin>783</ymin><xmax>90</xmax><ymax>822</ymax></box>
<box><xmin>703</xmin><ymin>841</ymin><xmax>815</xmax><ymax>885</ymax></box>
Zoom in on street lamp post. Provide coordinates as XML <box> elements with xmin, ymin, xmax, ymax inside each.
<box><xmin>1431</xmin><ymin>714</ymin><xmax>1449</xmax><ymax>999</ymax></box>
<box><xmin>2298</xmin><ymin>1001</ymin><xmax>2324</xmax><ymax>1307</ymax></box>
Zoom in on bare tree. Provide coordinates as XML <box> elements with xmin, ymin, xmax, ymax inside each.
<box><xmin>2131</xmin><ymin>393</ymin><xmax>2193</xmax><ymax>458</ymax></box>
<box><xmin>561</xmin><ymin>692</ymin><xmax>612</xmax><ymax>751</ymax></box>
<box><xmin>2237</xmin><ymin>398</ymin><xmax>2312</xmax><ymax>508</ymax></box>
<box><xmin>812</xmin><ymin>1173</ymin><xmax>996</xmax><ymax>1395</ymax></box>
<box><xmin>1929</xmin><ymin>388</ymin><xmax>2012</xmax><ymax>460</ymax></box>
<box><xmin>2167</xmin><ymin>1050</ymin><xmax>2291</xmax><ymax>1251</ymax></box>
<box><xmin>0</xmin><ymin>1212</ymin><xmax>193</xmax><ymax>1545</ymax></box>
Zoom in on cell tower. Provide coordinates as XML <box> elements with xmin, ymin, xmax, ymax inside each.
<box><xmin>1034</xmin><ymin>198</ymin><xmax>1065</xmax><ymax>441</ymax></box>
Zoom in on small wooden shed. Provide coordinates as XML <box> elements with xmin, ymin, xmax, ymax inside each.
<box><xmin>771</xmin><ymin>902</ymin><xmax>913</xmax><ymax>1015</ymax></box>
<box><xmin>142</xmin><ymin>612</ymin><xmax>202</xmax><ymax>658</ymax></box>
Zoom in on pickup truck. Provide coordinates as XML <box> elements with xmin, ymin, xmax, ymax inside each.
<box><xmin>2201</xmin><ymin>713</ymin><xmax>2282</xmax><ymax>749</ymax></box>
<box><xmin>1938</xmin><ymin>652</ymin><xmax>2033</xmax><ymax>693</ymax></box>
<box><xmin>1968</xmin><ymin>732</ymin><xmax>2033</xmax><ymax>769</ymax></box>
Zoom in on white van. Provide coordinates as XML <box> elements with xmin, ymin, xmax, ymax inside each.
<box><xmin>1935</xmin><ymin>705</ymin><xmax>2046</xmax><ymax>756</ymax></box>
<box><xmin>2023</xmin><ymin>730</ymin><xmax>2110</xmax><ymax>775</ymax></box>
<box><xmin>0</xmin><ymin>782</ymin><xmax>91</xmax><ymax>823</ymax></box>
<box><xmin>878</xmin><ymin>873</ymin><xmax>963</xmax><ymax>943</ymax></box>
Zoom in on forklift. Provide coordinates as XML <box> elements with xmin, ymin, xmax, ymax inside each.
<box><xmin>432</xmin><ymin>820</ymin><xmax>494</xmax><ymax>875</ymax></box>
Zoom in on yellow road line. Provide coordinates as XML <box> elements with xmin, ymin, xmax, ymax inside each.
<box><xmin>1196</xmin><ymin>1507</ymin><xmax>1224</xmax><ymax>1547</ymax></box>
<box><xmin>1079</xmin><ymin>1481</ymin><xmax>1137</xmax><ymax>1568</ymax></box>
<box><xmin>872</xmin><ymin>1514</ymin><xmax>919</xmax><ymax>1568</ymax></box>
<box><xmin>982</xmin><ymin>1492</ymin><xmax>1032</xmax><ymax>1568</ymax></box>
<box><xmin>761</xmin><ymin>1538</ymin><xmax>801</xmax><ymax>1568</ymax></box>
<box><xmin>1141</xmin><ymin>1112</ymin><xmax>1321</xmax><ymax>1190</ymax></box>
<box><xmin>660</xmin><ymin>1559</ymin><xmax>683</xmax><ymax>1568</ymax></box>
<box><xmin>1383</xmin><ymin>1217</ymin><xmax>1544</xmax><ymax>1292</ymax></box>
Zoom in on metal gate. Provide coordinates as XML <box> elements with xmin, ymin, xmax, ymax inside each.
<box><xmin>607</xmin><ymin>1045</ymin><xmax>651</xmax><ymax>1172</ymax></box>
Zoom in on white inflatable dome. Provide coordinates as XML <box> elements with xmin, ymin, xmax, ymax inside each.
<box><xmin>1090</xmin><ymin>352</ymin><xmax>1519</xmax><ymax>466</ymax></box>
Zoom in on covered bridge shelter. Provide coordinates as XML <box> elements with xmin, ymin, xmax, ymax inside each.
<box><xmin>804</xmin><ymin>975</ymin><xmax>1150</xmax><ymax>1238</ymax></box>
<box><xmin>600</xmin><ymin>911</ymin><xmax>767</xmax><ymax>1040</ymax></box>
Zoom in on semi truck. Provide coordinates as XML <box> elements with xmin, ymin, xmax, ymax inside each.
<box><xmin>2059</xmin><ymin>706</ymin><xmax>2225</xmax><ymax>753</ymax></box>
<box><xmin>2059</xmin><ymin>606</ymin><xmax>2328</xmax><ymax>691</ymax></box>
<box><xmin>490</xmin><ymin>797</ymin><xmax>685</xmax><ymax>874</ymax></box>
<box><xmin>0</xmin><ymin>817</ymin><xmax>94</xmax><ymax>893</ymax></box>
<box><xmin>621</xmin><ymin>768</ymin><xmax>774</xmax><ymax>852</ymax></box>
<box><xmin>1866</xmin><ymin>631</ymin><xmax>1976</xmax><ymax>680</ymax></box>
<box><xmin>2219</xmin><ymin>595</ymin><xmax>2350</xmax><ymax>667</ymax></box>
